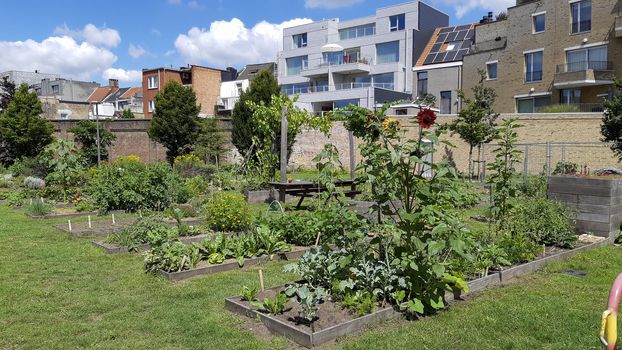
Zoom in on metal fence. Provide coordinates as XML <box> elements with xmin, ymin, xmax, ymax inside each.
<box><xmin>477</xmin><ymin>141</ymin><xmax>618</xmax><ymax>181</ymax></box>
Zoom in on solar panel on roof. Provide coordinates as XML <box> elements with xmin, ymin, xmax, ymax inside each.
<box><xmin>446</xmin><ymin>31</ymin><xmax>458</xmax><ymax>42</ymax></box>
<box><xmin>430</xmin><ymin>43</ymin><xmax>442</xmax><ymax>53</ymax></box>
<box><xmin>423</xmin><ymin>53</ymin><xmax>436</xmax><ymax>65</ymax></box>
<box><xmin>455</xmin><ymin>30</ymin><xmax>467</xmax><ymax>41</ymax></box>
<box><xmin>443</xmin><ymin>51</ymin><xmax>459</xmax><ymax>62</ymax></box>
<box><xmin>433</xmin><ymin>52</ymin><xmax>446</xmax><ymax>63</ymax></box>
<box><xmin>421</xmin><ymin>23</ymin><xmax>475</xmax><ymax>66</ymax></box>
<box><xmin>436</xmin><ymin>33</ymin><xmax>448</xmax><ymax>43</ymax></box>
<box><xmin>455</xmin><ymin>24</ymin><xmax>471</xmax><ymax>31</ymax></box>
<box><xmin>465</xmin><ymin>29</ymin><xmax>474</xmax><ymax>40</ymax></box>
<box><xmin>438</xmin><ymin>26</ymin><xmax>454</xmax><ymax>34</ymax></box>
<box><xmin>460</xmin><ymin>40</ymin><xmax>471</xmax><ymax>49</ymax></box>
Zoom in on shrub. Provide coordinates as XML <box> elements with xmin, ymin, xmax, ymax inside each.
<box><xmin>507</xmin><ymin>198</ymin><xmax>577</xmax><ymax>248</ymax></box>
<box><xmin>22</xmin><ymin>176</ymin><xmax>45</xmax><ymax>189</ymax></box>
<box><xmin>8</xmin><ymin>157</ymin><xmax>48</xmax><ymax>178</ymax></box>
<box><xmin>26</xmin><ymin>199</ymin><xmax>53</xmax><ymax>216</ymax></box>
<box><xmin>205</xmin><ymin>192</ymin><xmax>252</xmax><ymax>232</ymax></box>
<box><xmin>88</xmin><ymin>157</ymin><xmax>189</xmax><ymax>212</ymax></box>
<box><xmin>553</xmin><ymin>161</ymin><xmax>578</xmax><ymax>176</ymax></box>
<box><xmin>108</xmin><ymin>216</ymin><xmax>173</xmax><ymax>250</ymax></box>
<box><xmin>5</xmin><ymin>191</ymin><xmax>26</xmax><ymax>207</ymax></box>
<box><xmin>173</xmin><ymin>154</ymin><xmax>217</xmax><ymax>178</ymax></box>
<box><xmin>186</xmin><ymin>176</ymin><xmax>210</xmax><ymax>197</ymax></box>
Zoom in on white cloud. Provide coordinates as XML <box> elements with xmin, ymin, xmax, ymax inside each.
<box><xmin>54</xmin><ymin>23</ymin><xmax>121</xmax><ymax>48</ymax></box>
<box><xmin>435</xmin><ymin>0</ymin><xmax>513</xmax><ymax>19</ymax></box>
<box><xmin>128</xmin><ymin>44</ymin><xmax>146</xmax><ymax>59</ymax></box>
<box><xmin>174</xmin><ymin>18</ymin><xmax>312</xmax><ymax>67</ymax></box>
<box><xmin>0</xmin><ymin>36</ymin><xmax>117</xmax><ymax>81</ymax></box>
<box><xmin>304</xmin><ymin>0</ymin><xmax>362</xmax><ymax>9</ymax></box>
<box><xmin>164</xmin><ymin>50</ymin><xmax>176</xmax><ymax>57</ymax></box>
<box><xmin>102</xmin><ymin>68</ymin><xmax>142</xmax><ymax>83</ymax></box>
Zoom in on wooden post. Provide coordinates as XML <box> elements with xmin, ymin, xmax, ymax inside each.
<box><xmin>68</xmin><ymin>220</ymin><xmax>72</xmax><ymax>232</ymax></box>
<box><xmin>111</xmin><ymin>213</ymin><xmax>116</xmax><ymax>225</ymax></box>
<box><xmin>279</xmin><ymin>106</ymin><xmax>288</xmax><ymax>202</ymax></box>
<box><xmin>88</xmin><ymin>215</ymin><xmax>92</xmax><ymax>229</ymax></box>
<box><xmin>348</xmin><ymin>130</ymin><xmax>356</xmax><ymax>180</ymax></box>
<box><xmin>259</xmin><ymin>269</ymin><xmax>265</xmax><ymax>291</ymax></box>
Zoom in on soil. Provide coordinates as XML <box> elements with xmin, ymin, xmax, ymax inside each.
<box><xmin>236</xmin><ymin>288</ymin><xmax>366</xmax><ymax>333</ymax></box>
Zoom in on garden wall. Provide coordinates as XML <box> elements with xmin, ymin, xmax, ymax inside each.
<box><xmin>289</xmin><ymin>113</ymin><xmax>618</xmax><ymax>174</ymax></box>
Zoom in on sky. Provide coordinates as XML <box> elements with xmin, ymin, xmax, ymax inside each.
<box><xmin>0</xmin><ymin>0</ymin><xmax>513</xmax><ymax>86</ymax></box>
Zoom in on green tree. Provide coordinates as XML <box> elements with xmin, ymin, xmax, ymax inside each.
<box><xmin>147</xmin><ymin>81</ymin><xmax>200</xmax><ymax>164</ymax></box>
<box><xmin>448</xmin><ymin>71</ymin><xmax>499</xmax><ymax>178</ymax></box>
<box><xmin>121</xmin><ymin>109</ymin><xmax>135</xmax><ymax>119</ymax></box>
<box><xmin>0</xmin><ymin>76</ymin><xmax>16</xmax><ymax>111</ymax></box>
<box><xmin>68</xmin><ymin>120</ymin><xmax>116</xmax><ymax>166</ymax></box>
<box><xmin>42</xmin><ymin>139</ymin><xmax>85</xmax><ymax>202</ymax></box>
<box><xmin>231</xmin><ymin>70</ymin><xmax>281</xmax><ymax>161</ymax></box>
<box><xmin>601</xmin><ymin>79</ymin><xmax>622</xmax><ymax>159</ymax></box>
<box><xmin>193</xmin><ymin>118</ymin><xmax>226</xmax><ymax>165</ymax></box>
<box><xmin>0</xmin><ymin>84</ymin><xmax>54</xmax><ymax>165</ymax></box>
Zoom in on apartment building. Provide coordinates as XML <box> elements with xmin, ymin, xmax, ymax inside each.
<box><xmin>277</xmin><ymin>1</ymin><xmax>448</xmax><ymax>114</ymax></box>
<box><xmin>142</xmin><ymin>65</ymin><xmax>232</xmax><ymax>119</ymax></box>
<box><xmin>413</xmin><ymin>23</ymin><xmax>476</xmax><ymax>114</ymax></box>
<box><xmin>462</xmin><ymin>0</ymin><xmax>622</xmax><ymax>113</ymax></box>
<box><xmin>32</xmin><ymin>78</ymin><xmax>100</xmax><ymax>102</ymax></box>
<box><xmin>1</xmin><ymin>70</ymin><xmax>60</xmax><ymax>87</ymax></box>
<box><xmin>218</xmin><ymin>62</ymin><xmax>276</xmax><ymax>114</ymax></box>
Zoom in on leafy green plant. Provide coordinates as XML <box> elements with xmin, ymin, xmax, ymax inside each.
<box><xmin>285</xmin><ymin>284</ymin><xmax>326</xmax><ymax>329</ymax></box>
<box><xmin>108</xmin><ymin>216</ymin><xmax>173</xmax><ymax>251</ymax></box>
<box><xmin>507</xmin><ymin>198</ymin><xmax>577</xmax><ymax>248</ymax></box>
<box><xmin>253</xmin><ymin>291</ymin><xmax>287</xmax><ymax>315</ymax></box>
<box><xmin>602</xmin><ymin>79</ymin><xmax>622</xmax><ymax>159</ymax></box>
<box><xmin>26</xmin><ymin>199</ymin><xmax>53</xmax><ymax>216</ymax></box>
<box><xmin>254</xmin><ymin>225</ymin><xmax>290</xmax><ymax>259</ymax></box>
<box><xmin>5</xmin><ymin>190</ymin><xmax>26</xmax><ymax>207</ymax></box>
<box><xmin>341</xmin><ymin>291</ymin><xmax>377</xmax><ymax>318</ymax></box>
<box><xmin>553</xmin><ymin>161</ymin><xmax>578</xmax><ymax>176</ymax></box>
<box><xmin>205</xmin><ymin>192</ymin><xmax>252</xmax><ymax>232</ymax></box>
<box><xmin>41</xmin><ymin>139</ymin><xmax>85</xmax><ymax>202</ymax></box>
<box><xmin>488</xmin><ymin>118</ymin><xmax>522</xmax><ymax>224</ymax></box>
<box><xmin>241</xmin><ymin>286</ymin><xmax>259</xmax><ymax>302</ymax></box>
<box><xmin>144</xmin><ymin>241</ymin><xmax>201</xmax><ymax>273</ymax></box>
<box><xmin>207</xmin><ymin>252</ymin><xmax>225</xmax><ymax>264</ymax></box>
<box><xmin>68</xmin><ymin>120</ymin><xmax>116</xmax><ymax>166</ymax></box>
<box><xmin>22</xmin><ymin>176</ymin><xmax>45</xmax><ymax>189</ymax></box>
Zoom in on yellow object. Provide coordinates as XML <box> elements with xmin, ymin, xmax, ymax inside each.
<box><xmin>601</xmin><ymin>310</ymin><xmax>617</xmax><ymax>349</ymax></box>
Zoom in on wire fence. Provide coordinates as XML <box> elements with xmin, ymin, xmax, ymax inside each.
<box><xmin>476</xmin><ymin>142</ymin><xmax>619</xmax><ymax>182</ymax></box>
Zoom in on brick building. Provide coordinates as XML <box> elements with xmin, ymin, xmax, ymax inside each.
<box><xmin>142</xmin><ymin>65</ymin><xmax>230</xmax><ymax>119</ymax></box>
<box><xmin>462</xmin><ymin>0</ymin><xmax>622</xmax><ymax>113</ymax></box>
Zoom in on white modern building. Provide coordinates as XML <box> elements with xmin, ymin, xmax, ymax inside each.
<box><xmin>277</xmin><ymin>1</ymin><xmax>448</xmax><ymax>113</ymax></box>
<box><xmin>218</xmin><ymin>62</ymin><xmax>277</xmax><ymax>114</ymax></box>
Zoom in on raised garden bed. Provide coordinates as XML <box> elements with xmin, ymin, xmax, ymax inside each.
<box><xmin>226</xmin><ymin>235</ymin><xmax>613</xmax><ymax>348</ymax></box>
<box><xmin>54</xmin><ymin>216</ymin><xmax>205</xmax><ymax>237</ymax></box>
<box><xmin>91</xmin><ymin>232</ymin><xmax>234</xmax><ymax>254</ymax></box>
<box><xmin>548</xmin><ymin>175</ymin><xmax>622</xmax><ymax>237</ymax></box>
<box><xmin>26</xmin><ymin>209</ymin><xmax>124</xmax><ymax>220</ymax></box>
<box><xmin>160</xmin><ymin>246</ymin><xmax>311</xmax><ymax>282</ymax></box>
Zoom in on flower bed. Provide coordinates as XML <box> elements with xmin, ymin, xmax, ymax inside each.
<box><xmin>226</xmin><ymin>235</ymin><xmax>612</xmax><ymax>348</ymax></box>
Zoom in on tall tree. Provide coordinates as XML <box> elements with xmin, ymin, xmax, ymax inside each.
<box><xmin>0</xmin><ymin>76</ymin><xmax>16</xmax><ymax>111</ymax></box>
<box><xmin>147</xmin><ymin>81</ymin><xmax>200</xmax><ymax>164</ymax></box>
<box><xmin>69</xmin><ymin>120</ymin><xmax>116</xmax><ymax>166</ymax></box>
<box><xmin>601</xmin><ymin>79</ymin><xmax>622</xmax><ymax>160</ymax></box>
<box><xmin>0</xmin><ymin>84</ymin><xmax>54</xmax><ymax>165</ymax></box>
<box><xmin>448</xmin><ymin>70</ymin><xmax>499</xmax><ymax>179</ymax></box>
<box><xmin>231</xmin><ymin>70</ymin><xmax>281</xmax><ymax>162</ymax></box>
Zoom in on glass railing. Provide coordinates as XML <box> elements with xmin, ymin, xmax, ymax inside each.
<box><xmin>556</xmin><ymin>61</ymin><xmax>613</xmax><ymax>73</ymax></box>
<box><xmin>301</xmin><ymin>54</ymin><xmax>372</xmax><ymax>71</ymax></box>
<box><xmin>535</xmin><ymin>103</ymin><xmax>604</xmax><ymax>113</ymax></box>
<box><xmin>282</xmin><ymin>82</ymin><xmax>395</xmax><ymax>95</ymax></box>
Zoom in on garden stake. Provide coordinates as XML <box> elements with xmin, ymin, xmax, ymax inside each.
<box><xmin>112</xmin><ymin>214</ymin><xmax>116</xmax><ymax>225</ymax></box>
<box><xmin>259</xmin><ymin>269</ymin><xmax>265</xmax><ymax>291</ymax></box>
<box><xmin>314</xmin><ymin>231</ymin><xmax>321</xmax><ymax>247</ymax></box>
<box><xmin>88</xmin><ymin>215</ymin><xmax>92</xmax><ymax>229</ymax></box>
<box><xmin>68</xmin><ymin>220</ymin><xmax>72</xmax><ymax>232</ymax></box>
<box><xmin>29</xmin><ymin>198</ymin><xmax>33</xmax><ymax>205</ymax></box>
<box><xmin>40</xmin><ymin>197</ymin><xmax>44</xmax><ymax>203</ymax></box>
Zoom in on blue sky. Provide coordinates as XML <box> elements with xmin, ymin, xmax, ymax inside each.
<box><xmin>0</xmin><ymin>0</ymin><xmax>512</xmax><ymax>85</ymax></box>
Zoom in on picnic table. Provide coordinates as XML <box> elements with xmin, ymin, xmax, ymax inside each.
<box><xmin>269</xmin><ymin>180</ymin><xmax>361</xmax><ymax>209</ymax></box>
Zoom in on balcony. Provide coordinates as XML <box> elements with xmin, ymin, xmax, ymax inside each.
<box><xmin>301</xmin><ymin>54</ymin><xmax>371</xmax><ymax>78</ymax></box>
<box><xmin>535</xmin><ymin>103</ymin><xmax>604</xmax><ymax>113</ymax></box>
<box><xmin>282</xmin><ymin>82</ymin><xmax>394</xmax><ymax>96</ymax></box>
<box><xmin>553</xmin><ymin>61</ymin><xmax>615</xmax><ymax>88</ymax></box>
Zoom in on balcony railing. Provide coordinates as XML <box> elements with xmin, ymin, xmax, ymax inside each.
<box><xmin>302</xmin><ymin>53</ymin><xmax>372</xmax><ymax>71</ymax></box>
<box><xmin>534</xmin><ymin>103</ymin><xmax>604</xmax><ymax>113</ymax></box>
<box><xmin>282</xmin><ymin>82</ymin><xmax>395</xmax><ymax>95</ymax></box>
<box><xmin>571</xmin><ymin>20</ymin><xmax>591</xmax><ymax>34</ymax></box>
<box><xmin>556</xmin><ymin>61</ymin><xmax>614</xmax><ymax>73</ymax></box>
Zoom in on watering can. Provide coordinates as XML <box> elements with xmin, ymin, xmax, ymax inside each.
<box><xmin>601</xmin><ymin>273</ymin><xmax>622</xmax><ymax>349</ymax></box>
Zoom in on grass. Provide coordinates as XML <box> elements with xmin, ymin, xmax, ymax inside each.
<box><xmin>0</xmin><ymin>203</ymin><xmax>620</xmax><ymax>349</ymax></box>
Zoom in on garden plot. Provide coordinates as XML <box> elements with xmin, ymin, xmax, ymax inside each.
<box><xmin>159</xmin><ymin>246</ymin><xmax>310</xmax><ymax>282</ymax></box>
<box><xmin>92</xmin><ymin>232</ymin><xmax>234</xmax><ymax>254</ymax></box>
<box><xmin>226</xmin><ymin>235</ymin><xmax>612</xmax><ymax>348</ymax></box>
<box><xmin>54</xmin><ymin>216</ymin><xmax>205</xmax><ymax>237</ymax></box>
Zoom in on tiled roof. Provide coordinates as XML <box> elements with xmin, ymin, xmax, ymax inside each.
<box><xmin>416</xmin><ymin>23</ymin><xmax>477</xmax><ymax>67</ymax></box>
<box><xmin>237</xmin><ymin>62</ymin><xmax>276</xmax><ymax>81</ymax></box>
<box><xmin>87</xmin><ymin>86</ymin><xmax>117</xmax><ymax>102</ymax></box>
<box><xmin>119</xmin><ymin>87</ymin><xmax>142</xmax><ymax>99</ymax></box>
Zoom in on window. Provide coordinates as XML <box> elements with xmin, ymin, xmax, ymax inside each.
<box><xmin>486</xmin><ymin>62</ymin><xmax>498</xmax><ymax>80</ymax></box>
<box><xmin>323</xmin><ymin>51</ymin><xmax>344</xmax><ymax>65</ymax></box>
<box><xmin>51</xmin><ymin>85</ymin><xmax>60</xmax><ymax>94</ymax></box>
<box><xmin>571</xmin><ymin>0</ymin><xmax>591</xmax><ymax>34</ymax></box>
<box><xmin>292</xmin><ymin>33</ymin><xmax>307</xmax><ymax>48</ymax></box>
<box><xmin>560</xmin><ymin>89</ymin><xmax>581</xmax><ymax>104</ymax></box>
<box><xmin>148</xmin><ymin>100</ymin><xmax>155</xmax><ymax>113</ymax></box>
<box><xmin>282</xmin><ymin>83</ymin><xmax>309</xmax><ymax>95</ymax></box>
<box><xmin>373</xmin><ymin>73</ymin><xmax>394</xmax><ymax>90</ymax></box>
<box><xmin>236</xmin><ymin>82</ymin><xmax>243</xmax><ymax>96</ymax></box>
<box><xmin>376</xmin><ymin>41</ymin><xmax>400</xmax><ymax>64</ymax></box>
<box><xmin>565</xmin><ymin>45</ymin><xmax>608</xmax><ymax>72</ymax></box>
<box><xmin>440</xmin><ymin>91</ymin><xmax>452</xmax><ymax>114</ymax></box>
<box><xmin>353</xmin><ymin>75</ymin><xmax>371</xmax><ymax>88</ymax></box>
<box><xmin>334</xmin><ymin>99</ymin><xmax>359</xmax><ymax>108</ymax></box>
<box><xmin>516</xmin><ymin>95</ymin><xmax>550</xmax><ymax>113</ymax></box>
<box><xmin>286</xmin><ymin>56</ymin><xmax>308</xmax><ymax>76</ymax></box>
<box><xmin>525</xmin><ymin>50</ymin><xmax>543</xmax><ymax>82</ymax></box>
<box><xmin>339</xmin><ymin>24</ymin><xmax>375</xmax><ymax>40</ymax></box>
<box><xmin>533</xmin><ymin>13</ymin><xmax>545</xmax><ymax>33</ymax></box>
<box><xmin>417</xmin><ymin>72</ymin><xmax>428</xmax><ymax>97</ymax></box>
<box><xmin>395</xmin><ymin>109</ymin><xmax>408</xmax><ymax>116</ymax></box>
<box><xmin>147</xmin><ymin>76</ymin><xmax>159</xmax><ymax>89</ymax></box>
<box><xmin>390</xmin><ymin>14</ymin><xmax>405</xmax><ymax>32</ymax></box>
<box><xmin>59</xmin><ymin>112</ymin><xmax>69</xmax><ymax>119</ymax></box>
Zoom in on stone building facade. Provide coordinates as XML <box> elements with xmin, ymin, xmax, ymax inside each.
<box><xmin>462</xmin><ymin>0</ymin><xmax>622</xmax><ymax>113</ymax></box>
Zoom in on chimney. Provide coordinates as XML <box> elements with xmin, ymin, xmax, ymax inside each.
<box><xmin>108</xmin><ymin>78</ymin><xmax>119</xmax><ymax>88</ymax></box>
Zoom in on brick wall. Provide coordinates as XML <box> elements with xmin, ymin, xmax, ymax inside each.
<box><xmin>191</xmin><ymin>66</ymin><xmax>221</xmax><ymax>117</ymax></box>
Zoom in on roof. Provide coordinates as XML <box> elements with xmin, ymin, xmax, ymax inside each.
<box><xmin>142</xmin><ymin>65</ymin><xmax>226</xmax><ymax>73</ymax></box>
<box><xmin>120</xmin><ymin>87</ymin><xmax>142</xmax><ymax>99</ymax></box>
<box><xmin>87</xmin><ymin>86</ymin><xmax>117</xmax><ymax>103</ymax></box>
<box><xmin>416</xmin><ymin>23</ymin><xmax>476</xmax><ymax>67</ymax></box>
<box><xmin>237</xmin><ymin>62</ymin><xmax>276</xmax><ymax>81</ymax></box>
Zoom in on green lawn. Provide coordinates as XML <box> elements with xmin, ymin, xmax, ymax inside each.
<box><xmin>0</xmin><ymin>204</ymin><xmax>619</xmax><ymax>349</ymax></box>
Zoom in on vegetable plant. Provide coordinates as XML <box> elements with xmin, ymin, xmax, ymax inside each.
<box><xmin>253</xmin><ymin>291</ymin><xmax>287</xmax><ymax>315</ymax></box>
<box><xmin>241</xmin><ymin>286</ymin><xmax>258</xmax><ymax>302</ymax></box>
